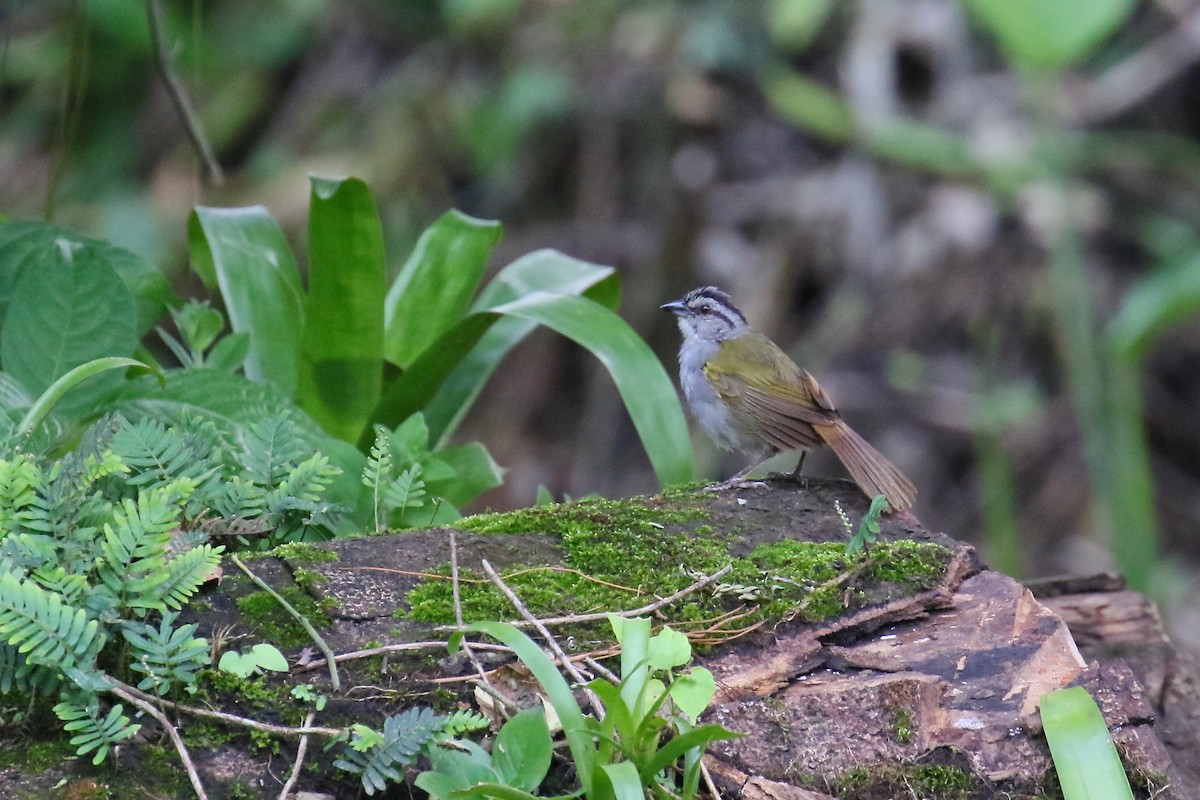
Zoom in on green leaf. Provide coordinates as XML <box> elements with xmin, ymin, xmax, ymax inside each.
<box><xmin>424</xmin><ymin>443</ymin><xmax>504</xmax><ymax>507</ymax></box>
<box><xmin>0</xmin><ymin>221</ymin><xmax>177</xmax><ymax>335</ymax></box>
<box><xmin>965</xmin><ymin>0</ymin><xmax>1135</xmax><ymax>71</ymax></box>
<box><xmin>1</xmin><ymin>237</ymin><xmax>139</xmax><ymax>411</ymax></box>
<box><xmin>592</xmin><ymin>762</ymin><xmax>643</xmax><ymax>800</ymax></box>
<box><xmin>377</xmin><ymin>249</ymin><xmax>618</xmax><ymax>447</ymax></box>
<box><xmin>487</xmin><ymin>292</ymin><xmax>692</xmax><ymax>486</ymax></box>
<box><xmin>647</xmin><ymin>626</ymin><xmax>691</xmax><ymax>670</ymax></box>
<box><xmin>383</xmin><ymin>210</ymin><xmax>502</xmax><ymax>368</ymax></box>
<box><xmin>188</xmin><ymin>206</ymin><xmax>305</xmax><ymax>395</ymax></box>
<box><xmin>491</xmin><ymin>707</ymin><xmax>552</xmax><ymax>792</ymax></box>
<box><xmin>452</xmin><ymin>622</ymin><xmax>596</xmax><ymax>795</ymax></box>
<box><xmin>611</xmin><ymin>614</ymin><xmax>651</xmax><ymax>718</ymax></box>
<box><xmin>17</xmin><ymin>358</ymin><xmax>160</xmax><ymax>438</ymax></box>
<box><xmin>1040</xmin><ymin>686</ymin><xmax>1135</xmax><ymax>800</ymax></box>
<box><xmin>669</xmin><ymin>667</ymin><xmax>716</xmax><ymax>722</ymax></box>
<box><xmin>299</xmin><ymin>175</ymin><xmax>387</xmax><ymax>442</ymax></box>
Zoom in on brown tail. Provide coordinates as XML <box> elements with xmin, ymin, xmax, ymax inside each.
<box><xmin>816</xmin><ymin>420</ymin><xmax>917</xmax><ymax>511</ymax></box>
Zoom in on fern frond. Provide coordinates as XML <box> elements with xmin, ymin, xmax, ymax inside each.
<box><xmin>53</xmin><ymin>698</ymin><xmax>140</xmax><ymax>765</ymax></box>
<box><xmin>0</xmin><ymin>642</ymin><xmax>61</xmax><ymax>694</ymax></box>
<box><xmin>239</xmin><ymin>415</ymin><xmax>311</xmax><ymax>487</ymax></box>
<box><xmin>0</xmin><ymin>574</ymin><xmax>105</xmax><ymax>674</ymax></box>
<box><xmin>440</xmin><ymin>708</ymin><xmax>490</xmax><ymax>737</ymax></box>
<box><xmin>364</xmin><ymin>427</ymin><xmax>393</xmax><ymax>532</ymax></box>
<box><xmin>0</xmin><ymin>455</ymin><xmax>51</xmax><ymax>537</ymax></box>
<box><xmin>335</xmin><ymin>707</ymin><xmax>445</xmax><ymax>795</ymax></box>
<box><xmin>122</xmin><ymin>611</ymin><xmax>211</xmax><ymax>695</ymax></box>
<box><xmin>111</xmin><ymin>418</ymin><xmax>220</xmax><ymax>488</ymax></box>
<box><xmin>96</xmin><ymin>489</ymin><xmax>183</xmax><ymax>613</ymax></box>
<box><xmin>157</xmin><ymin>544</ymin><xmax>223</xmax><ymax>610</ymax></box>
<box><xmin>30</xmin><ymin>566</ymin><xmax>89</xmax><ymax>604</ymax></box>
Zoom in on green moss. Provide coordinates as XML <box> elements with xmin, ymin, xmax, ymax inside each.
<box><xmin>890</xmin><ymin>707</ymin><xmax>914</xmax><ymax>744</ymax></box>
<box><xmin>9</xmin><ymin>738</ymin><xmax>73</xmax><ymax>772</ymax></box>
<box><xmin>292</xmin><ymin>568</ymin><xmax>327</xmax><ymax>591</ymax></box>
<box><xmin>268</xmin><ymin>542</ymin><xmax>340</xmax><ymax>563</ymax></box>
<box><xmin>408</xmin><ymin>496</ymin><xmax>952</xmax><ymax>636</ymax></box>
<box><xmin>834</xmin><ymin>764</ymin><xmax>975</xmax><ymax>800</ymax></box>
<box><xmin>235</xmin><ymin>587</ymin><xmax>334</xmax><ymax>648</ymax></box>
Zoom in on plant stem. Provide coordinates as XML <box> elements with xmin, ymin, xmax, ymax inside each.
<box><xmin>230</xmin><ymin>554</ymin><xmax>340</xmax><ymax>691</ymax></box>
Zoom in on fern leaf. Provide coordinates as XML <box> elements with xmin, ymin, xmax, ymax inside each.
<box><xmin>0</xmin><ymin>574</ymin><xmax>105</xmax><ymax>674</ymax></box>
<box><xmin>0</xmin><ymin>642</ymin><xmax>61</xmax><ymax>694</ymax></box>
<box><xmin>239</xmin><ymin>415</ymin><xmax>311</xmax><ymax>487</ymax></box>
<box><xmin>157</xmin><ymin>545</ymin><xmax>223</xmax><ymax>610</ymax></box>
<box><xmin>335</xmin><ymin>707</ymin><xmax>445</xmax><ymax>795</ymax></box>
<box><xmin>122</xmin><ymin>611</ymin><xmax>211</xmax><ymax>695</ymax></box>
<box><xmin>112</xmin><ymin>418</ymin><xmax>220</xmax><ymax>488</ymax></box>
<box><xmin>53</xmin><ymin>698</ymin><xmax>140</xmax><ymax>765</ymax></box>
<box><xmin>0</xmin><ymin>455</ymin><xmax>51</xmax><ymax>536</ymax></box>
<box><xmin>96</xmin><ymin>489</ymin><xmax>183</xmax><ymax>612</ymax></box>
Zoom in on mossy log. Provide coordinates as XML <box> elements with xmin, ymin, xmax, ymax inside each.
<box><xmin>4</xmin><ymin>477</ymin><xmax>1197</xmax><ymax>800</ymax></box>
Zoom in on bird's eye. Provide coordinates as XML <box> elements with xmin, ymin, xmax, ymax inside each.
<box><xmin>698</xmin><ymin>306</ymin><xmax>712</xmax><ymax>315</ymax></box>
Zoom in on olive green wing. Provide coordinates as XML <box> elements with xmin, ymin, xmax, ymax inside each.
<box><xmin>704</xmin><ymin>332</ymin><xmax>839</xmax><ymax>450</ymax></box>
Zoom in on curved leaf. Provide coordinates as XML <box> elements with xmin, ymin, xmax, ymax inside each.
<box><xmin>189</xmin><ymin>206</ymin><xmax>304</xmax><ymax>395</ymax></box>
<box><xmin>452</xmin><ymin>621</ymin><xmax>595</xmax><ymax>795</ymax></box>
<box><xmin>300</xmin><ymin>176</ymin><xmax>387</xmax><ymax>441</ymax></box>
<box><xmin>17</xmin><ymin>358</ymin><xmax>160</xmax><ymax>437</ymax></box>
<box><xmin>489</xmin><ymin>293</ymin><xmax>692</xmax><ymax>486</ymax></box>
<box><xmin>384</xmin><ymin>210</ymin><xmax>502</xmax><ymax>368</ymax></box>
<box><xmin>592</xmin><ymin>762</ymin><xmax>643</xmax><ymax>800</ymax></box>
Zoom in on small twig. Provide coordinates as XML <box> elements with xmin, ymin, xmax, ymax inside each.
<box><xmin>291</xmin><ymin>640</ymin><xmax>514</xmax><ymax>674</ymax></box>
<box><xmin>481</xmin><ymin>559</ymin><xmax>603</xmax><ymax>717</ymax></box>
<box><xmin>450</xmin><ymin>532</ymin><xmax>501</xmax><ymax>705</ymax></box>
<box><xmin>114</xmin><ymin>680</ymin><xmax>342</xmax><ymax>738</ymax></box>
<box><xmin>434</xmin><ymin>563</ymin><xmax>734</xmax><ymax>631</ymax></box>
<box><xmin>583</xmin><ymin>655</ymin><xmax>620</xmax><ymax>684</ymax></box>
<box><xmin>231</xmin><ymin>554</ymin><xmax>340</xmax><ymax>692</ymax></box>
<box><xmin>700</xmin><ymin>757</ymin><xmax>721</xmax><ymax>800</ymax></box>
<box><xmin>277</xmin><ymin>710</ymin><xmax>315</xmax><ymax>800</ymax></box>
<box><xmin>110</xmin><ymin>684</ymin><xmax>209</xmax><ymax>800</ymax></box>
<box><xmin>144</xmin><ymin>0</ymin><xmax>224</xmax><ymax>183</ymax></box>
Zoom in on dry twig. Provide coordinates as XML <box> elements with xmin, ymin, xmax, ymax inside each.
<box><xmin>278</xmin><ymin>710</ymin><xmax>316</xmax><ymax>800</ymax></box>
<box><xmin>110</xmin><ymin>684</ymin><xmax>209</xmax><ymax>800</ymax></box>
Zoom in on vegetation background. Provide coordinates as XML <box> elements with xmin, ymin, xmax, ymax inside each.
<box><xmin>4</xmin><ymin>0</ymin><xmax>1200</xmax><ymax>644</ymax></box>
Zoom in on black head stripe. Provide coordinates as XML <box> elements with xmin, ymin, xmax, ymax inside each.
<box><xmin>685</xmin><ymin>286</ymin><xmax>746</xmax><ymax>325</ymax></box>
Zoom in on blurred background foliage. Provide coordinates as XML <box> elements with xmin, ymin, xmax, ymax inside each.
<box><xmin>5</xmin><ymin>0</ymin><xmax>1200</xmax><ymax>641</ymax></box>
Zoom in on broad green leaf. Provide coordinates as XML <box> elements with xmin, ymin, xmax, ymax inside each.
<box><xmin>383</xmin><ymin>210</ymin><xmax>502</xmax><ymax>368</ymax></box>
<box><xmin>1</xmin><ymin>237</ymin><xmax>139</xmax><ymax>414</ymax></box>
<box><xmin>1040</xmin><ymin>686</ymin><xmax>1134</xmax><ymax>800</ymax></box>
<box><xmin>189</xmin><ymin>206</ymin><xmax>305</xmax><ymax>395</ymax></box>
<box><xmin>647</xmin><ymin>626</ymin><xmax>691</xmax><ymax>670</ymax></box>
<box><xmin>669</xmin><ymin>667</ymin><xmax>716</xmax><ymax>722</ymax></box>
<box><xmin>372</xmin><ymin>249</ymin><xmax>617</xmax><ymax>447</ymax></box>
<box><xmin>488</xmin><ymin>292</ymin><xmax>692</xmax><ymax>486</ymax></box>
<box><xmin>966</xmin><ymin>0</ymin><xmax>1135</xmax><ymax>71</ymax></box>
<box><xmin>249</xmin><ymin>643</ymin><xmax>288</xmax><ymax>672</ymax></box>
<box><xmin>491</xmin><ymin>708</ymin><xmax>552</xmax><ymax>792</ymax></box>
<box><xmin>0</xmin><ymin>221</ymin><xmax>177</xmax><ymax>335</ymax></box>
<box><xmin>299</xmin><ymin>175</ymin><xmax>387</xmax><ymax>442</ymax></box>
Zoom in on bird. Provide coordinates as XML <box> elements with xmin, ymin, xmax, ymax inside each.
<box><xmin>661</xmin><ymin>285</ymin><xmax>916</xmax><ymax>511</ymax></box>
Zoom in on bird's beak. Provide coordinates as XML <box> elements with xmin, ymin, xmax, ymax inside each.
<box><xmin>660</xmin><ymin>299</ymin><xmax>688</xmax><ymax>316</ymax></box>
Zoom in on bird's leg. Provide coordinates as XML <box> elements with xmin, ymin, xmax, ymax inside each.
<box><xmin>788</xmin><ymin>451</ymin><xmax>808</xmax><ymax>487</ymax></box>
<box><xmin>704</xmin><ymin>452</ymin><xmax>773</xmax><ymax>491</ymax></box>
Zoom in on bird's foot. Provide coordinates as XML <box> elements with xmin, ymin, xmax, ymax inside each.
<box><xmin>703</xmin><ymin>479</ymin><xmax>769</xmax><ymax>492</ymax></box>
<box><xmin>766</xmin><ymin>471</ymin><xmax>808</xmax><ymax>489</ymax></box>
